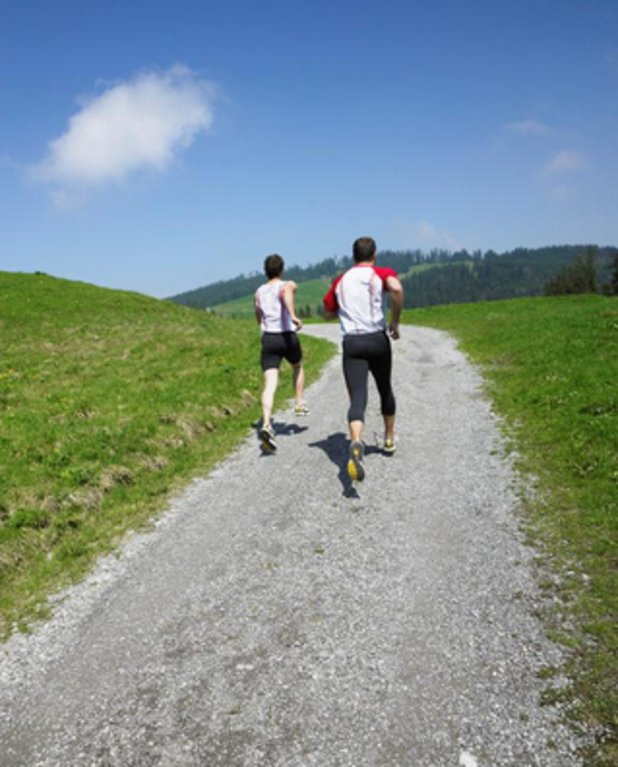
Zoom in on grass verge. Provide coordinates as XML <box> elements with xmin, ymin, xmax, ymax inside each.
<box><xmin>406</xmin><ymin>294</ymin><xmax>617</xmax><ymax>764</ymax></box>
<box><xmin>0</xmin><ymin>272</ymin><xmax>335</xmax><ymax>639</ymax></box>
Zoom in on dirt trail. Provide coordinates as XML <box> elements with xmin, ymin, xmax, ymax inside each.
<box><xmin>0</xmin><ymin>324</ymin><xmax>581</xmax><ymax>766</ymax></box>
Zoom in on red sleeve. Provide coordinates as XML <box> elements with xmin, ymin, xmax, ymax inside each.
<box><xmin>373</xmin><ymin>266</ymin><xmax>398</xmax><ymax>290</ymax></box>
<box><xmin>323</xmin><ymin>274</ymin><xmax>343</xmax><ymax>313</ymax></box>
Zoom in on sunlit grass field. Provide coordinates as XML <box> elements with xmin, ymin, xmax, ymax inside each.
<box><xmin>407</xmin><ymin>295</ymin><xmax>617</xmax><ymax>763</ymax></box>
<box><xmin>0</xmin><ymin>271</ymin><xmax>334</xmax><ymax>638</ymax></box>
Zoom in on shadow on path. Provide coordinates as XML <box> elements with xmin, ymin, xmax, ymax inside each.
<box><xmin>308</xmin><ymin>431</ymin><xmax>379</xmax><ymax>499</ymax></box>
<box><xmin>254</xmin><ymin>420</ymin><xmax>309</xmax><ymax>458</ymax></box>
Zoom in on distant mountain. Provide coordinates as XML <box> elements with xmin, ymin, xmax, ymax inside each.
<box><xmin>168</xmin><ymin>245</ymin><xmax>617</xmax><ymax>311</ymax></box>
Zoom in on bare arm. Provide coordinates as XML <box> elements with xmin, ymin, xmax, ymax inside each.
<box><xmin>282</xmin><ymin>281</ymin><xmax>302</xmax><ymax>330</ymax></box>
<box><xmin>323</xmin><ymin>309</ymin><xmax>338</xmax><ymax>321</ymax></box>
<box><xmin>254</xmin><ymin>295</ymin><xmax>262</xmax><ymax>325</ymax></box>
<box><xmin>386</xmin><ymin>275</ymin><xmax>404</xmax><ymax>339</ymax></box>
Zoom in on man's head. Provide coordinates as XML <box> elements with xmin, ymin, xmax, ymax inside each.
<box><xmin>264</xmin><ymin>254</ymin><xmax>284</xmax><ymax>279</ymax></box>
<box><xmin>352</xmin><ymin>237</ymin><xmax>377</xmax><ymax>264</ymax></box>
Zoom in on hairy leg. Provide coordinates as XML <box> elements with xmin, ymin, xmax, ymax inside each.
<box><xmin>292</xmin><ymin>363</ymin><xmax>305</xmax><ymax>405</ymax></box>
<box><xmin>261</xmin><ymin>368</ymin><xmax>279</xmax><ymax>427</ymax></box>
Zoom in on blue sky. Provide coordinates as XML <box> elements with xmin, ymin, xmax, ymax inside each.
<box><xmin>2</xmin><ymin>0</ymin><xmax>617</xmax><ymax>298</ymax></box>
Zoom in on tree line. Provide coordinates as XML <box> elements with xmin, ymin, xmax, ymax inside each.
<box><xmin>543</xmin><ymin>247</ymin><xmax>618</xmax><ymax>297</ymax></box>
<box><xmin>168</xmin><ymin>245</ymin><xmax>618</xmax><ymax>311</ymax></box>
<box><xmin>400</xmin><ymin>246</ymin><xmax>617</xmax><ymax>308</ymax></box>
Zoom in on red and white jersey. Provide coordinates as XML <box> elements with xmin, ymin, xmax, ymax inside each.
<box><xmin>255</xmin><ymin>280</ymin><xmax>294</xmax><ymax>333</ymax></box>
<box><xmin>323</xmin><ymin>264</ymin><xmax>398</xmax><ymax>335</ymax></box>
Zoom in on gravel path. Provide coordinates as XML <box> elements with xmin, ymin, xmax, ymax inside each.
<box><xmin>0</xmin><ymin>324</ymin><xmax>582</xmax><ymax>766</ymax></box>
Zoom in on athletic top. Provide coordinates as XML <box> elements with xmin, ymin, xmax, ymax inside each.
<box><xmin>323</xmin><ymin>264</ymin><xmax>398</xmax><ymax>335</ymax></box>
<box><xmin>255</xmin><ymin>280</ymin><xmax>295</xmax><ymax>333</ymax></box>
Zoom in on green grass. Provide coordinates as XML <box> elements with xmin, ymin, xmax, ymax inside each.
<box><xmin>406</xmin><ymin>294</ymin><xmax>617</xmax><ymax>763</ymax></box>
<box><xmin>212</xmin><ymin>277</ymin><xmax>331</xmax><ymax>318</ymax></box>
<box><xmin>0</xmin><ymin>271</ymin><xmax>334</xmax><ymax>638</ymax></box>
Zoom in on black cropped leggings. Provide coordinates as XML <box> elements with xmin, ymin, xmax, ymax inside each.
<box><xmin>342</xmin><ymin>331</ymin><xmax>396</xmax><ymax>423</ymax></box>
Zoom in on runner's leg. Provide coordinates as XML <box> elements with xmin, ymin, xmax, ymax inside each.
<box><xmin>383</xmin><ymin>414</ymin><xmax>395</xmax><ymax>443</ymax></box>
<box><xmin>261</xmin><ymin>368</ymin><xmax>279</xmax><ymax>428</ymax></box>
<box><xmin>292</xmin><ymin>362</ymin><xmax>305</xmax><ymax>408</ymax></box>
<box><xmin>343</xmin><ymin>336</ymin><xmax>369</xmax><ymax>443</ymax></box>
<box><xmin>368</xmin><ymin>333</ymin><xmax>396</xmax><ymax>442</ymax></box>
<box><xmin>282</xmin><ymin>332</ymin><xmax>306</xmax><ymax>412</ymax></box>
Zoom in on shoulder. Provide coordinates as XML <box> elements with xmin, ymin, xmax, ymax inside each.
<box><xmin>372</xmin><ymin>266</ymin><xmax>398</xmax><ymax>288</ymax></box>
<box><xmin>372</xmin><ymin>266</ymin><xmax>398</xmax><ymax>279</ymax></box>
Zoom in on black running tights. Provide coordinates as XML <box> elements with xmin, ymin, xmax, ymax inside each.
<box><xmin>342</xmin><ymin>331</ymin><xmax>396</xmax><ymax>423</ymax></box>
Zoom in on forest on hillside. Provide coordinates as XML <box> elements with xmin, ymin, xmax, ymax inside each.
<box><xmin>168</xmin><ymin>245</ymin><xmax>617</xmax><ymax>311</ymax></box>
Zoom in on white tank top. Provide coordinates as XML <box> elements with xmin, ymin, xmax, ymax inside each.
<box><xmin>255</xmin><ymin>280</ymin><xmax>294</xmax><ymax>333</ymax></box>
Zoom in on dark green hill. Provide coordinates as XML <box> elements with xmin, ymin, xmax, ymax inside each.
<box><xmin>169</xmin><ymin>245</ymin><xmax>617</xmax><ymax>312</ymax></box>
<box><xmin>402</xmin><ymin>245</ymin><xmax>615</xmax><ymax>307</ymax></box>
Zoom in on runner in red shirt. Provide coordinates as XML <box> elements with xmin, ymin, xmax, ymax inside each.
<box><xmin>323</xmin><ymin>237</ymin><xmax>404</xmax><ymax>481</ymax></box>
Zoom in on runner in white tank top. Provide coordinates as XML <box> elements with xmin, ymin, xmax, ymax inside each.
<box><xmin>254</xmin><ymin>254</ymin><xmax>308</xmax><ymax>451</ymax></box>
<box><xmin>255</xmin><ymin>280</ymin><xmax>295</xmax><ymax>333</ymax></box>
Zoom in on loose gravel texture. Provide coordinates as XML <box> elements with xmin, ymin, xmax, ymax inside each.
<box><xmin>0</xmin><ymin>324</ymin><xmax>583</xmax><ymax>766</ymax></box>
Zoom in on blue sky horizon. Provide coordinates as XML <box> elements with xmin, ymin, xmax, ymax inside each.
<box><xmin>2</xmin><ymin>0</ymin><xmax>617</xmax><ymax>298</ymax></box>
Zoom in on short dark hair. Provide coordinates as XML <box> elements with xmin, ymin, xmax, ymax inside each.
<box><xmin>264</xmin><ymin>254</ymin><xmax>284</xmax><ymax>279</ymax></box>
<box><xmin>352</xmin><ymin>237</ymin><xmax>377</xmax><ymax>263</ymax></box>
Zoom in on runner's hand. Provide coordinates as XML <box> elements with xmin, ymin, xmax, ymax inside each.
<box><xmin>293</xmin><ymin>316</ymin><xmax>303</xmax><ymax>331</ymax></box>
<box><xmin>388</xmin><ymin>323</ymin><xmax>400</xmax><ymax>340</ymax></box>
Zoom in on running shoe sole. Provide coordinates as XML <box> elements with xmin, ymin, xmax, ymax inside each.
<box><xmin>258</xmin><ymin>427</ymin><xmax>277</xmax><ymax>452</ymax></box>
<box><xmin>347</xmin><ymin>441</ymin><xmax>365</xmax><ymax>482</ymax></box>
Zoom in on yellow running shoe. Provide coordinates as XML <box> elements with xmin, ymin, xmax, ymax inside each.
<box><xmin>347</xmin><ymin>440</ymin><xmax>365</xmax><ymax>481</ymax></box>
<box><xmin>383</xmin><ymin>438</ymin><xmax>396</xmax><ymax>455</ymax></box>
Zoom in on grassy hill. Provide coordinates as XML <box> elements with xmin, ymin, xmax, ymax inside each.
<box><xmin>0</xmin><ymin>271</ymin><xmax>334</xmax><ymax>638</ymax></box>
<box><xmin>406</xmin><ymin>295</ymin><xmax>617</xmax><ymax>763</ymax></box>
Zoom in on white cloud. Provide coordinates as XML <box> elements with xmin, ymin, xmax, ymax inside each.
<box><xmin>31</xmin><ymin>65</ymin><xmax>216</xmax><ymax>201</ymax></box>
<box><xmin>504</xmin><ymin>119</ymin><xmax>549</xmax><ymax>136</ymax></box>
<box><xmin>541</xmin><ymin>149</ymin><xmax>589</xmax><ymax>176</ymax></box>
<box><xmin>415</xmin><ymin>220</ymin><xmax>462</xmax><ymax>251</ymax></box>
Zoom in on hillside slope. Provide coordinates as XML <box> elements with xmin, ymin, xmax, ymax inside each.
<box><xmin>0</xmin><ymin>271</ymin><xmax>333</xmax><ymax>636</ymax></box>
